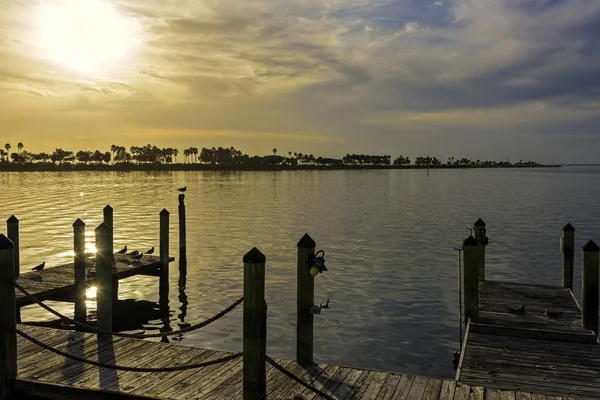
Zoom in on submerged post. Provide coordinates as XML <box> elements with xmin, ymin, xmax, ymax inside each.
<box><xmin>0</xmin><ymin>234</ymin><xmax>17</xmax><ymax>397</ymax></box>
<box><xmin>473</xmin><ymin>218</ymin><xmax>486</xmax><ymax>282</ymax></box>
<box><xmin>462</xmin><ymin>235</ymin><xmax>480</xmax><ymax>325</ymax></box>
<box><xmin>6</xmin><ymin>216</ymin><xmax>19</xmax><ymax>277</ymax></box>
<box><xmin>73</xmin><ymin>219</ymin><xmax>87</xmax><ymax>322</ymax></box>
<box><xmin>96</xmin><ymin>223</ymin><xmax>113</xmax><ymax>334</ymax></box>
<box><xmin>243</xmin><ymin>247</ymin><xmax>266</xmax><ymax>400</ymax></box>
<box><xmin>562</xmin><ymin>223</ymin><xmax>575</xmax><ymax>290</ymax></box>
<box><xmin>297</xmin><ymin>234</ymin><xmax>315</xmax><ymax>365</ymax></box>
<box><xmin>178</xmin><ymin>194</ymin><xmax>187</xmax><ymax>266</ymax></box>
<box><xmin>582</xmin><ymin>240</ymin><xmax>599</xmax><ymax>335</ymax></box>
<box><xmin>159</xmin><ymin>209</ymin><xmax>170</xmax><ymax>305</ymax></box>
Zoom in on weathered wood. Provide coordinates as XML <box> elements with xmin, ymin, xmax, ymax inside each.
<box><xmin>561</xmin><ymin>224</ymin><xmax>575</xmax><ymax>289</ymax></box>
<box><xmin>473</xmin><ymin>219</ymin><xmax>486</xmax><ymax>281</ymax></box>
<box><xmin>6</xmin><ymin>215</ymin><xmax>19</xmax><ymax>277</ymax></box>
<box><xmin>95</xmin><ymin>222</ymin><xmax>113</xmax><ymax>334</ymax></box>
<box><xmin>159</xmin><ymin>209</ymin><xmax>170</xmax><ymax>304</ymax></box>
<box><xmin>178</xmin><ymin>194</ymin><xmax>187</xmax><ymax>265</ymax></box>
<box><xmin>581</xmin><ymin>240</ymin><xmax>599</xmax><ymax>335</ymax></box>
<box><xmin>296</xmin><ymin>233</ymin><xmax>315</xmax><ymax>365</ymax></box>
<box><xmin>73</xmin><ymin>218</ymin><xmax>86</xmax><ymax>322</ymax></box>
<box><xmin>462</xmin><ymin>236</ymin><xmax>480</xmax><ymax>325</ymax></box>
<box><xmin>243</xmin><ymin>247</ymin><xmax>266</xmax><ymax>400</ymax></box>
<box><xmin>0</xmin><ymin>234</ymin><xmax>17</xmax><ymax>399</ymax></box>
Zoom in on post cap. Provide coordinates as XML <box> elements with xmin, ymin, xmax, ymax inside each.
<box><xmin>95</xmin><ymin>222</ymin><xmax>112</xmax><ymax>233</ymax></box>
<box><xmin>73</xmin><ymin>218</ymin><xmax>86</xmax><ymax>227</ymax></box>
<box><xmin>463</xmin><ymin>235</ymin><xmax>478</xmax><ymax>247</ymax></box>
<box><xmin>7</xmin><ymin>215</ymin><xmax>19</xmax><ymax>223</ymax></box>
<box><xmin>583</xmin><ymin>240</ymin><xmax>600</xmax><ymax>252</ymax></box>
<box><xmin>563</xmin><ymin>223</ymin><xmax>575</xmax><ymax>232</ymax></box>
<box><xmin>160</xmin><ymin>208</ymin><xmax>170</xmax><ymax>216</ymax></box>
<box><xmin>178</xmin><ymin>194</ymin><xmax>185</xmax><ymax>204</ymax></box>
<box><xmin>0</xmin><ymin>234</ymin><xmax>15</xmax><ymax>250</ymax></box>
<box><xmin>103</xmin><ymin>204</ymin><xmax>113</xmax><ymax>211</ymax></box>
<box><xmin>297</xmin><ymin>233</ymin><xmax>316</xmax><ymax>248</ymax></box>
<box><xmin>474</xmin><ymin>218</ymin><xmax>486</xmax><ymax>227</ymax></box>
<box><xmin>243</xmin><ymin>247</ymin><xmax>266</xmax><ymax>263</ymax></box>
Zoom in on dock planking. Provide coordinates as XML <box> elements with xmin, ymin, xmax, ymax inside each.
<box><xmin>458</xmin><ymin>280</ymin><xmax>600</xmax><ymax>398</ymax></box>
<box><xmin>11</xmin><ymin>325</ymin><xmax>579</xmax><ymax>400</ymax></box>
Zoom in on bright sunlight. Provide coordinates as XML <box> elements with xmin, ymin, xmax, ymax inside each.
<box><xmin>35</xmin><ymin>0</ymin><xmax>140</xmax><ymax>74</ymax></box>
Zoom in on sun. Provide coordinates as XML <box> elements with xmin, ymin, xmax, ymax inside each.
<box><xmin>35</xmin><ymin>0</ymin><xmax>140</xmax><ymax>75</ymax></box>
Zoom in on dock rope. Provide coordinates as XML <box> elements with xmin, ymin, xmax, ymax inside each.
<box><xmin>15</xmin><ymin>327</ymin><xmax>241</xmax><ymax>372</ymax></box>
<box><xmin>14</xmin><ymin>281</ymin><xmax>242</xmax><ymax>339</ymax></box>
<box><xmin>265</xmin><ymin>356</ymin><xmax>336</xmax><ymax>400</ymax></box>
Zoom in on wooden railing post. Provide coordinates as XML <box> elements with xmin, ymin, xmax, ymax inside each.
<box><xmin>159</xmin><ymin>209</ymin><xmax>170</xmax><ymax>305</ymax></box>
<box><xmin>243</xmin><ymin>247</ymin><xmax>266</xmax><ymax>400</ymax></box>
<box><xmin>462</xmin><ymin>235</ymin><xmax>480</xmax><ymax>325</ymax></box>
<box><xmin>561</xmin><ymin>223</ymin><xmax>575</xmax><ymax>290</ymax></box>
<box><xmin>6</xmin><ymin>216</ymin><xmax>19</xmax><ymax>277</ymax></box>
<box><xmin>73</xmin><ymin>219</ymin><xmax>87</xmax><ymax>322</ymax></box>
<box><xmin>296</xmin><ymin>234</ymin><xmax>315</xmax><ymax>365</ymax></box>
<box><xmin>178</xmin><ymin>194</ymin><xmax>187</xmax><ymax>266</ymax></box>
<box><xmin>96</xmin><ymin>223</ymin><xmax>113</xmax><ymax>334</ymax></box>
<box><xmin>0</xmin><ymin>234</ymin><xmax>17</xmax><ymax>398</ymax></box>
<box><xmin>582</xmin><ymin>240</ymin><xmax>599</xmax><ymax>335</ymax></box>
<box><xmin>473</xmin><ymin>218</ymin><xmax>486</xmax><ymax>282</ymax></box>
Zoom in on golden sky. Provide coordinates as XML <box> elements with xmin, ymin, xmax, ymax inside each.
<box><xmin>1</xmin><ymin>0</ymin><xmax>599</xmax><ymax>162</ymax></box>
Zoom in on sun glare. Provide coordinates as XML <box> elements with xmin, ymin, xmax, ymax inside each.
<box><xmin>35</xmin><ymin>0</ymin><xmax>140</xmax><ymax>75</ymax></box>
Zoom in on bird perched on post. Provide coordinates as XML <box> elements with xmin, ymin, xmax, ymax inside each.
<box><xmin>126</xmin><ymin>250</ymin><xmax>140</xmax><ymax>257</ymax></box>
<box><xmin>508</xmin><ymin>305</ymin><xmax>526</xmax><ymax>314</ymax></box>
<box><xmin>132</xmin><ymin>253</ymin><xmax>144</xmax><ymax>260</ymax></box>
<box><xmin>544</xmin><ymin>309</ymin><xmax>563</xmax><ymax>319</ymax></box>
<box><xmin>117</xmin><ymin>246</ymin><xmax>127</xmax><ymax>254</ymax></box>
<box><xmin>31</xmin><ymin>262</ymin><xmax>45</xmax><ymax>272</ymax></box>
<box><xmin>144</xmin><ymin>247</ymin><xmax>154</xmax><ymax>255</ymax></box>
<box><xmin>178</xmin><ymin>186</ymin><xmax>186</xmax><ymax>193</ymax></box>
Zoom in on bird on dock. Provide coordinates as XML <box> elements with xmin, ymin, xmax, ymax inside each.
<box><xmin>322</xmin><ymin>299</ymin><xmax>330</xmax><ymax>309</ymax></box>
<box><xmin>508</xmin><ymin>305</ymin><xmax>526</xmax><ymax>314</ymax></box>
<box><xmin>126</xmin><ymin>250</ymin><xmax>140</xmax><ymax>257</ymax></box>
<box><xmin>544</xmin><ymin>309</ymin><xmax>563</xmax><ymax>319</ymax></box>
<box><xmin>117</xmin><ymin>245</ymin><xmax>127</xmax><ymax>254</ymax></box>
<box><xmin>132</xmin><ymin>253</ymin><xmax>144</xmax><ymax>260</ymax></box>
<box><xmin>31</xmin><ymin>262</ymin><xmax>45</xmax><ymax>272</ymax></box>
<box><xmin>177</xmin><ymin>186</ymin><xmax>186</xmax><ymax>193</ymax></box>
<box><xmin>144</xmin><ymin>247</ymin><xmax>154</xmax><ymax>255</ymax></box>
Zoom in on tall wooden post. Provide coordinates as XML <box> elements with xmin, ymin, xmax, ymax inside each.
<box><xmin>582</xmin><ymin>240</ymin><xmax>599</xmax><ymax>335</ymax></box>
<box><xmin>178</xmin><ymin>194</ymin><xmax>187</xmax><ymax>266</ymax></box>
<box><xmin>296</xmin><ymin>234</ymin><xmax>315</xmax><ymax>365</ymax></box>
<box><xmin>462</xmin><ymin>235</ymin><xmax>480</xmax><ymax>325</ymax></box>
<box><xmin>96</xmin><ymin>223</ymin><xmax>113</xmax><ymax>334</ymax></box>
<box><xmin>243</xmin><ymin>247</ymin><xmax>266</xmax><ymax>400</ymax></box>
<box><xmin>473</xmin><ymin>218</ymin><xmax>486</xmax><ymax>282</ymax></box>
<box><xmin>0</xmin><ymin>234</ymin><xmax>17</xmax><ymax>398</ymax></box>
<box><xmin>6</xmin><ymin>216</ymin><xmax>19</xmax><ymax>277</ymax></box>
<box><xmin>103</xmin><ymin>204</ymin><xmax>118</xmax><ymax>302</ymax></box>
<box><xmin>73</xmin><ymin>219</ymin><xmax>87</xmax><ymax>322</ymax></box>
<box><xmin>159</xmin><ymin>209</ymin><xmax>170</xmax><ymax>306</ymax></box>
<box><xmin>561</xmin><ymin>223</ymin><xmax>575</xmax><ymax>290</ymax></box>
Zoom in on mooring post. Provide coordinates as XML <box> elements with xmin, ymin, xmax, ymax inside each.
<box><xmin>159</xmin><ymin>209</ymin><xmax>170</xmax><ymax>305</ymax></box>
<box><xmin>561</xmin><ymin>223</ymin><xmax>575</xmax><ymax>290</ymax></box>
<box><xmin>73</xmin><ymin>218</ymin><xmax>87</xmax><ymax>323</ymax></box>
<box><xmin>473</xmin><ymin>218</ymin><xmax>486</xmax><ymax>282</ymax></box>
<box><xmin>243</xmin><ymin>247</ymin><xmax>267</xmax><ymax>400</ymax></box>
<box><xmin>96</xmin><ymin>223</ymin><xmax>113</xmax><ymax>334</ymax></box>
<box><xmin>582</xmin><ymin>240</ymin><xmax>599</xmax><ymax>335</ymax></box>
<box><xmin>462</xmin><ymin>235</ymin><xmax>480</xmax><ymax>325</ymax></box>
<box><xmin>297</xmin><ymin>233</ymin><xmax>315</xmax><ymax>366</ymax></box>
<box><xmin>6</xmin><ymin>216</ymin><xmax>19</xmax><ymax>277</ymax></box>
<box><xmin>178</xmin><ymin>194</ymin><xmax>187</xmax><ymax>266</ymax></box>
<box><xmin>103</xmin><ymin>204</ymin><xmax>118</xmax><ymax>303</ymax></box>
<box><xmin>0</xmin><ymin>234</ymin><xmax>17</xmax><ymax>398</ymax></box>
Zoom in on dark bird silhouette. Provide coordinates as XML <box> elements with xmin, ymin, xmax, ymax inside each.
<box><xmin>322</xmin><ymin>299</ymin><xmax>330</xmax><ymax>309</ymax></box>
<box><xmin>178</xmin><ymin>186</ymin><xmax>186</xmax><ymax>193</ymax></box>
<box><xmin>544</xmin><ymin>309</ymin><xmax>563</xmax><ymax>319</ymax></box>
<box><xmin>117</xmin><ymin>245</ymin><xmax>127</xmax><ymax>254</ymax></box>
<box><xmin>144</xmin><ymin>247</ymin><xmax>154</xmax><ymax>255</ymax></box>
<box><xmin>127</xmin><ymin>250</ymin><xmax>140</xmax><ymax>256</ymax></box>
<box><xmin>508</xmin><ymin>305</ymin><xmax>526</xmax><ymax>315</ymax></box>
<box><xmin>32</xmin><ymin>262</ymin><xmax>45</xmax><ymax>272</ymax></box>
<box><xmin>132</xmin><ymin>253</ymin><xmax>144</xmax><ymax>260</ymax></box>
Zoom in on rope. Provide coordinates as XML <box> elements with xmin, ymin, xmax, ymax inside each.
<box><xmin>15</xmin><ymin>328</ymin><xmax>241</xmax><ymax>372</ymax></box>
<box><xmin>14</xmin><ymin>281</ymin><xmax>242</xmax><ymax>338</ymax></box>
<box><xmin>266</xmin><ymin>356</ymin><xmax>336</xmax><ymax>400</ymax></box>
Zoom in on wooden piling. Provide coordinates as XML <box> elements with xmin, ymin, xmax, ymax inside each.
<box><xmin>178</xmin><ymin>194</ymin><xmax>187</xmax><ymax>266</ymax></box>
<box><xmin>562</xmin><ymin>223</ymin><xmax>575</xmax><ymax>290</ymax></box>
<box><xmin>462</xmin><ymin>235</ymin><xmax>480</xmax><ymax>325</ymax></box>
<box><xmin>473</xmin><ymin>219</ymin><xmax>486</xmax><ymax>282</ymax></box>
<box><xmin>159</xmin><ymin>209</ymin><xmax>170</xmax><ymax>305</ymax></box>
<box><xmin>95</xmin><ymin>223</ymin><xmax>113</xmax><ymax>334</ymax></box>
<box><xmin>0</xmin><ymin>234</ymin><xmax>17</xmax><ymax>398</ymax></box>
<box><xmin>296</xmin><ymin>233</ymin><xmax>316</xmax><ymax>366</ymax></box>
<box><xmin>103</xmin><ymin>204</ymin><xmax>118</xmax><ymax>302</ymax></box>
<box><xmin>582</xmin><ymin>240</ymin><xmax>599</xmax><ymax>334</ymax></box>
<box><xmin>243</xmin><ymin>247</ymin><xmax>267</xmax><ymax>400</ymax></box>
<box><xmin>73</xmin><ymin>219</ymin><xmax>86</xmax><ymax>323</ymax></box>
<box><xmin>6</xmin><ymin>215</ymin><xmax>19</xmax><ymax>277</ymax></box>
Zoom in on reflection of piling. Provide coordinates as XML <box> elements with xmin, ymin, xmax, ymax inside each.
<box><xmin>582</xmin><ymin>240</ymin><xmax>599</xmax><ymax>335</ymax></box>
<box><xmin>159</xmin><ymin>209</ymin><xmax>170</xmax><ymax>307</ymax></box>
<box><xmin>296</xmin><ymin>233</ymin><xmax>315</xmax><ymax>366</ymax></box>
<box><xmin>96</xmin><ymin>223</ymin><xmax>113</xmax><ymax>334</ymax></box>
<box><xmin>178</xmin><ymin>194</ymin><xmax>187</xmax><ymax>267</ymax></box>
<box><xmin>0</xmin><ymin>234</ymin><xmax>17</xmax><ymax>398</ymax></box>
<box><xmin>73</xmin><ymin>218</ymin><xmax>86</xmax><ymax>323</ymax></box>
<box><xmin>562</xmin><ymin>224</ymin><xmax>575</xmax><ymax>290</ymax></box>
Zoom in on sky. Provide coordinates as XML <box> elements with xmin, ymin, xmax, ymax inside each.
<box><xmin>1</xmin><ymin>0</ymin><xmax>599</xmax><ymax>163</ymax></box>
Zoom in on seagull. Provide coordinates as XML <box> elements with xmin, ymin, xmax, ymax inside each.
<box><xmin>309</xmin><ymin>304</ymin><xmax>322</xmax><ymax>315</ymax></box>
<box><xmin>544</xmin><ymin>309</ymin><xmax>563</xmax><ymax>319</ymax></box>
<box><xmin>132</xmin><ymin>253</ymin><xmax>144</xmax><ymax>260</ymax></box>
<box><xmin>32</xmin><ymin>262</ymin><xmax>45</xmax><ymax>272</ymax></box>
<box><xmin>144</xmin><ymin>247</ymin><xmax>154</xmax><ymax>255</ymax></box>
<box><xmin>117</xmin><ymin>245</ymin><xmax>127</xmax><ymax>254</ymax></box>
<box><xmin>322</xmin><ymin>299</ymin><xmax>330</xmax><ymax>309</ymax></box>
<box><xmin>177</xmin><ymin>186</ymin><xmax>187</xmax><ymax>193</ymax></box>
<box><xmin>508</xmin><ymin>305</ymin><xmax>526</xmax><ymax>315</ymax></box>
<box><xmin>126</xmin><ymin>250</ymin><xmax>140</xmax><ymax>257</ymax></box>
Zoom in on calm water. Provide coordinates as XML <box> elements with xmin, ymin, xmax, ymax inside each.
<box><xmin>2</xmin><ymin>167</ymin><xmax>600</xmax><ymax>379</ymax></box>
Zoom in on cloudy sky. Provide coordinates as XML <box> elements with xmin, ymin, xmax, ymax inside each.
<box><xmin>1</xmin><ymin>0</ymin><xmax>599</xmax><ymax>162</ymax></box>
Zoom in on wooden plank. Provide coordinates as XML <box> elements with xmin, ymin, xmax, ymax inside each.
<box><xmin>303</xmin><ymin>365</ymin><xmax>351</xmax><ymax>400</ymax></box>
<box><xmin>390</xmin><ymin>374</ymin><xmax>415</xmax><ymax>400</ymax></box>
<box><xmin>330</xmin><ymin>368</ymin><xmax>366</xmax><ymax>399</ymax></box>
<box><xmin>175</xmin><ymin>357</ymin><xmax>244</xmax><ymax>399</ymax></box>
<box><xmin>468</xmin><ymin>386</ymin><xmax>483</xmax><ymax>400</ymax></box>
<box><xmin>407</xmin><ymin>376</ymin><xmax>429</xmax><ymax>399</ymax></box>
<box><xmin>422</xmin><ymin>378</ymin><xmax>443</xmax><ymax>400</ymax></box>
<box><xmin>439</xmin><ymin>380</ymin><xmax>456</xmax><ymax>400</ymax></box>
<box><xmin>360</xmin><ymin>370</ymin><xmax>388</xmax><ymax>399</ymax></box>
<box><xmin>271</xmin><ymin>362</ymin><xmax>327</xmax><ymax>400</ymax></box>
<box><xmin>376</xmin><ymin>373</ymin><xmax>402</xmax><ymax>400</ymax></box>
<box><xmin>498</xmin><ymin>391</ymin><xmax>516</xmax><ymax>400</ymax></box>
<box><xmin>485</xmin><ymin>388</ymin><xmax>501</xmax><ymax>400</ymax></box>
<box><xmin>454</xmin><ymin>383</ymin><xmax>471</xmax><ymax>400</ymax></box>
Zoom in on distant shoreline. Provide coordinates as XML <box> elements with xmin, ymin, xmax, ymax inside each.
<box><xmin>0</xmin><ymin>163</ymin><xmax>562</xmax><ymax>172</ymax></box>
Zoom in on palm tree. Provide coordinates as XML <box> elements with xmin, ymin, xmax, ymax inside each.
<box><xmin>273</xmin><ymin>148</ymin><xmax>277</xmax><ymax>155</ymax></box>
<box><xmin>288</xmin><ymin>151</ymin><xmax>292</xmax><ymax>157</ymax></box>
<box><xmin>17</xmin><ymin>142</ymin><xmax>23</xmax><ymax>155</ymax></box>
<box><xmin>173</xmin><ymin>148</ymin><xmax>179</xmax><ymax>163</ymax></box>
<box><xmin>110</xmin><ymin>145</ymin><xmax>118</xmax><ymax>164</ymax></box>
<box><xmin>4</xmin><ymin>143</ymin><xmax>10</xmax><ymax>156</ymax></box>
